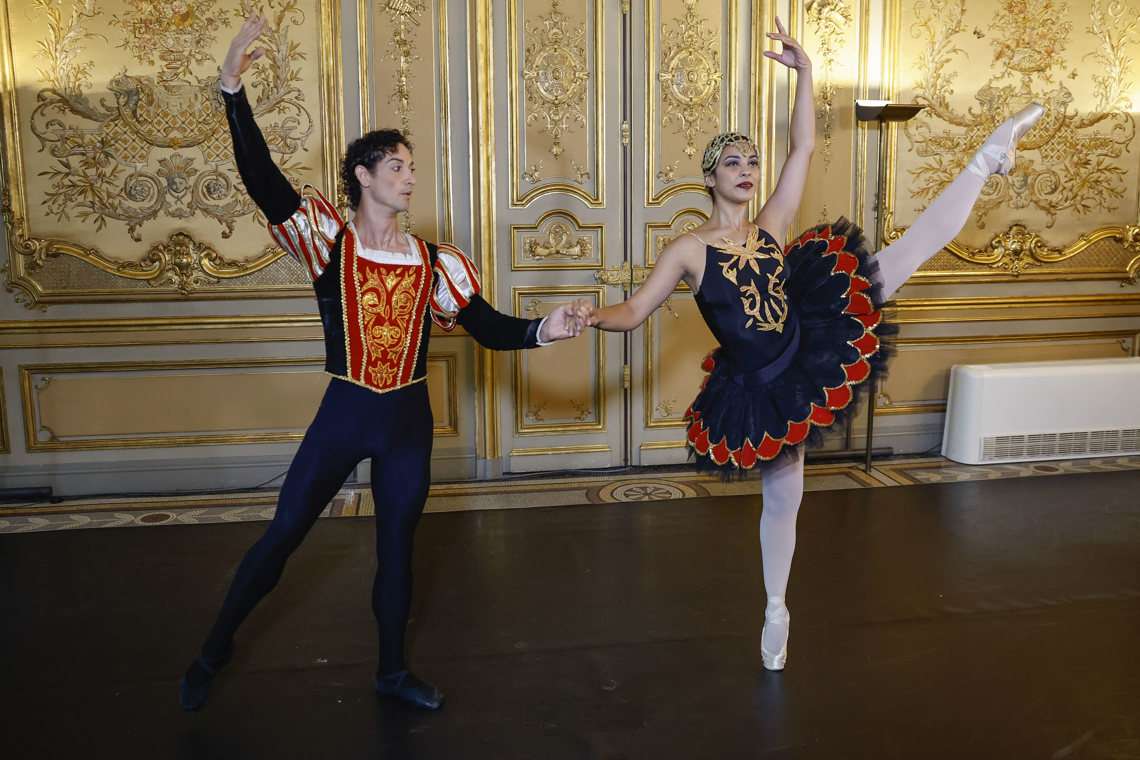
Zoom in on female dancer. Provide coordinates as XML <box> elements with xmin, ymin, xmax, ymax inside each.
<box><xmin>180</xmin><ymin>16</ymin><xmax>585</xmax><ymax>712</ymax></box>
<box><xmin>579</xmin><ymin>18</ymin><xmax>1043</xmax><ymax>670</ymax></box>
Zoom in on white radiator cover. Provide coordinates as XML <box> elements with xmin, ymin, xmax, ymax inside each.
<box><xmin>941</xmin><ymin>357</ymin><xmax>1140</xmax><ymax>465</ymax></box>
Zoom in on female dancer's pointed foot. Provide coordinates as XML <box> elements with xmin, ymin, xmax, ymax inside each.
<box><xmin>968</xmin><ymin>102</ymin><xmax>1045</xmax><ymax>178</ymax></box>
<box><xmin>178</xmin><ymin>645</ymin><xmax>233</xmax><ymax>711</ymax></box>
<box><xmin>375</xmin><ymin>670</ymin><xmax>444</xmax><ymax>710</ymax></box>
<box><xmin>761</xmin><ymin>603</ymin><xmax>790</xmax><ymax>671</ymax></box>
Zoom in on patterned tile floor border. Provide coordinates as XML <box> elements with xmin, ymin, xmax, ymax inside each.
<box><xmin>3</xmin><ymin>454</ymin><xmax>1139</xmax><ymax>534</ymax></box>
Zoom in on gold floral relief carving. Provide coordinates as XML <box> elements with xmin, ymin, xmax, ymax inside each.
<box><xmin>511</xmin><ymin>210</ymin><xmax>603</xmax><ymax>270</ymax></box>
<box><xmin>2</xmin><ymin>0</ymin><xmax>338</xmax><ymax>304</ymax></box>
<box><xmin>658</xmin><ymin>0</ymin><xmax>723</xmax><ymax>158</ymax></box>
<box><xmin>522</xmin><ymin>0</ymin><xmax>589</xmax><ymax>158</ymax></box>
<box><xmin>645</xmin><ymin>208</ymin><xmax>709</xmax><ymax>266</ymax></box>
<box><xmin>805</xmin><ymin>0</ymin><xmax>853</xmax><ymax>216</ymax></box>
<box><xmin>30</xmin><ymin>0</ymin><xmax>312</xmax><ymax>240</ymax></box>
<box><xmin>525</xmin><ymin>223</ymin><xmax>592</xmax><ymax>261</ymax></box>
<box><xmin>895</xmin><ymin>0</ymin><xmax>1140</xmax><ymax>278</ymax></box>
<box><xmin>381</xmin><ymin>0</ymin><xmax>426</xmax><ymax>135</ymax></box>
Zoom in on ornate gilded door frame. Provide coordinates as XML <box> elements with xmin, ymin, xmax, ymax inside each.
<box><xmin>472</xmin><ymin>0</ymin><xmax>776</xmax><ymax>473</ymax></box>
<box><xmin>479</xmin><ymin>0</ymin><xmax>625</xmax><ymax>474</ymax></box>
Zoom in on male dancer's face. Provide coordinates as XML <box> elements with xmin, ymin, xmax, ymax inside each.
<box><xmin>707</xmin><ymin>144</ymin><xmax>760</xmax><ymax>205</ymax></box>
<box><xmin>356</xmin><ymin>143</ymin><xmax>417</xmax><ymax>213</ymax></box>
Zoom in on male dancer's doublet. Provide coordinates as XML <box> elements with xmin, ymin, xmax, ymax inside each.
<box><xmin>684</xmin><ymin>221</ymin><xmax>895</xmax><ymax>473</ymax></box>
<box><xmin>223</xmin><ymin>84</ymin><xmax>543</xmax><ymax>399</ymax></box>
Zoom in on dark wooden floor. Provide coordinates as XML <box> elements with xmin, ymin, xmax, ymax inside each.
<box><xmin>3</xmin><ymin>470</ymin><xmax>1139</xmax><ymax>759</ymax></box>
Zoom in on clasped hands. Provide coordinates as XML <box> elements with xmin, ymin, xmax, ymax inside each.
<box><xmin>537</xmin><ymin>299</ymin><xmax>601</xmax><ymax>343</ymax></box>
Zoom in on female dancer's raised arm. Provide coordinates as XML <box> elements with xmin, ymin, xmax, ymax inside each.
<box><xmin>754</xmin><ymin>16</ymin><xmax>814</xmax><ymax>238</ymax></box>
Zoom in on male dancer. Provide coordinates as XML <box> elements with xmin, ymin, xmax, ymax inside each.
<box><xmin>180</xmin><ymin>15</ymin><xmax>584</xmax><ymax>712</ymax></box>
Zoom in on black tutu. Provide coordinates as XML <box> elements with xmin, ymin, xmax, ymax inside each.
<box><xmin>684</xmin><ymin>219</ymin><xmax>896</xmax><ymax>475</ymax></box>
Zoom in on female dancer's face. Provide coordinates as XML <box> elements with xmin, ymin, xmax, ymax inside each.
<box><xmin>706</xmin><ymin>144</ymin><xmax>759</xmax><ymax>205</ymax></box>
<box><xmin>357</xmin><ymin>143</ymin><xmax>417</xmax><ymax>212</ymax></box>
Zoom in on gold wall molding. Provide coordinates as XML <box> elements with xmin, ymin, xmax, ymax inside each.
<box><xmin>886</xmin><ymin>221</ymin><xmax>1140</xmax><ymax>284</ymax></box>
<box><xmin>0</xmin><ymin>367</ymin><xmax>8</xmax><ymax>454</ymax></box>
<box><xmin>886</xmin><ymin>292</ymin><xmax>1140</xmax><ymax>324</ymax></box>
<box><xmin>19</xmin><ymin>354</ymin><xmax>459</xmax><ymax>450</ymax></box>
<box><xmin>750</xmin><ymin>0</ymin><xmax>776</xmax><ymax>205</ymax></box>
<box><xmin>20</xmin><ymin>357</ymin><xmax>325</xmax><ymax>451</ymax></box>
<box><xmin>521</xmin><ymin>0</ymin><xmax>589</xmax><ymax>158</ymax></box>
<box><xmin>381</xmin><ymin>0</ymin><xmax>426</xmax><ymax>134</ymax></box>
<box><xmin>647</xmin><ymin>0</ymin><xmax>735</xmax><ymax>206</ymax></box>
<box><xmin>644</xmin><ymin>207</ymin><xmax>709</xmax><ymax>267</ymax></box>
<box><xmin>642</xmin><ymin>294</ymin><xmax>714</xmax><ymax>430</ymax></box>
<box><xmin>509</xmin><ymin>443</ymin><xmax>611</xmax><ymax>456</ymax></box>
<box><xmin>512</xmin><ymin>285</ymin><xmax>606</xmax><ymax>435</ymax></box>
<box><xmin>360</xmin><ymin>0</ymin><xmax>455</xmax><ymax>242</ymax></box>
<box><xmin>883</xmin><ymin>0</ymin><xmax>1140</xmax><ymax>284</ymax></box>
<box><xmin>426</xmin><ymin>353</ymin><xmax>459</xmax><ymax>436</ymax></box>
<box><xmin>0</xmin><ymin>0</ymin><xmax>346</xmax><ymax>307</ymax></box>
<box><xmin>508</xmin><ymin>0</ymin><xmax>604</xmax><ymax>207</ymax></box>
<box><xmin>0</xmin><ymin>314</ymin><xmax>469</xmax><ymax>348</ymax></box>
<box><xmin>804</xmin><ymin>0</ymin><xmax>853</xmax><ymax>216</ymax></box>
<box><xmin>509</xmin><ymin>210</ymin><xmax>604</xmax><ymax>271</ymax></box>
<box><xmin>474</xmin><ymin>0</ymin><xmax>498</xmax><ymax>460</ymax></box>
<box><xmin>658</xmin><ymin>0</ymin><xmax>723</xmax><ymax>160</ymax></box>
<box><xmin>638</xmin><ymin>439</ymin><xmax>687</xmax><ymax>451</ymax></box>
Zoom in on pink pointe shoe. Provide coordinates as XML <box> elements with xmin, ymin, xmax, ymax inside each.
<box><xmin>967</xmin><ymin>102</ymin><xmax>1046</xmax><ymax>178</ymax></box>
<box><xmin>761</xmin><ymin>604</ymin><xmax>790</xmax><ymax>671</ymax></box>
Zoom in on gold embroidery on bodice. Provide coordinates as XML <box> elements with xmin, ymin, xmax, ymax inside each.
<box><xmin>716</xmin><ymin>227</ymin><xmax>789</xmax><ymax>333</ymax></box>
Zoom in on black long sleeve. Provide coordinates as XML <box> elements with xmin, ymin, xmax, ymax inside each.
<box><xmin>222</xmin><ymin>85</ymin><xmax>302</xmax><ymax>225</ymax></box>
<box><xmin>455</xmin><ymin>295</ymin><xmax>542</xmax><ymax>350</ymax></box>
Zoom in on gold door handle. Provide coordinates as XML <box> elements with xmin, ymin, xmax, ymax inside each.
<box><xmin>594</xmin><ymin>263</ymin><xmax>651</xmax><ymax>286</ymax></box>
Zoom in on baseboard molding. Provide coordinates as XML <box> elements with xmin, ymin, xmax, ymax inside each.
<box><xmin>0</xmin><ymin>451</ymin><xmax>480</xmax><ymax>498</ymax></box>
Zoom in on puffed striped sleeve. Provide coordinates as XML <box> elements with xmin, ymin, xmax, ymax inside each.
<box><xmin>267</xmin><ymin>186</ymin><xmax>343</xmax><ymax>281</ymax></box>
<box><xmin>430</xmin><ymin>243</ymin><xmax>483</xmax><ymax>329</ymax></box>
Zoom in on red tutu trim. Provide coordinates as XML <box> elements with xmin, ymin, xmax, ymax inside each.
<box><xmin>682</xmin><ymin>227</ymin><xmax>887</xmax><ymax>469</ymax></box>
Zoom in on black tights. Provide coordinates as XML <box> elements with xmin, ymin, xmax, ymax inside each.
<box><xmin>200</xmin><ymin>378</ymin><xmax>433</xmax><ymax>674</ymax></box>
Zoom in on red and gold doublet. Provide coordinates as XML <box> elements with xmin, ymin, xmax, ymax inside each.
<box><xmin>268</xmin><ymin>186</ymin><xmax>482</xmax><ymax>395</ymax></box>
<box><xmin>339</xmin><ymin>232</ymin><xmax>434</xmax><ymax>391</ymax></box>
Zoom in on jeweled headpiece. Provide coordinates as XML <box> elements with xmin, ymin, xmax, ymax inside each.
<box><xmin>700</xmin><ymin>132</ymin><xmax>758</xmax><ymax>175</ymax></box>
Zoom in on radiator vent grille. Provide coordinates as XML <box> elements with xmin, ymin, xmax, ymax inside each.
<box><xmin>981</xmin><ymin>429</ymin><xmax>1140</xmax><ymax>462</ymax></box>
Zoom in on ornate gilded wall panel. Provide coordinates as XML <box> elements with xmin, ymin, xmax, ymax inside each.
<box><xmin>18</xmin><ymin>354</ymin><xmax>459</xmax><ymax>450</ymax></box>
<box><xmin>20</xmin><ymin>358</ymin><xmax>326</xmax><ymax>450</ymax></box>
<box><xmin>360</xmin><ymin>0</ymin><xmax>455</xmax><ymax>242</ymax></box>
<box><xmin>644</xmin><ymin>208</ymin><xmax>709</xmax><ymax>266</ymax></box>
<box><xmin>884</xmin><ymin>0</ymin><xmax>1140</xmax><ymax>283</ymax></box>
<box><xmin>511</xmin><ymin>286</ymin><xmax>605</xmax><ymax>434</ymax></box>
<box><xmin>425</xmin><ymin>353</ymin><xmax>459</xmax><ymax>436</ymax></box>
<box><xmin>0</xmin><ymin>367</ymin><xmax>9</xmax><ymax>454</ymax></box>
<box><xmin>508</xmin><ymin>0</ymin><xmax>604</xmax><ymax>207</ymax></box>
<box><xmin>647</xmin><ymin>0</ymin><xmax>739</xmax><ymax>206</ymax></box>
<box><xmin>509</xmin><ymin>210</ymin><xmax>603</xmax><ymax>271</ymax></box>
<box><xmin>792</xmin><ymin>0</ymin><xmax>863</xmax><ymax>229</ymax></box>
<box><xmin>642</xmin><ymin>295</ymin><xmax>716</xmax><ymax>428</ymax></box>
<box><xmin>0</xmin><ymin>0</ymin><xmax>346</xmax><ymax>306</ymax></box>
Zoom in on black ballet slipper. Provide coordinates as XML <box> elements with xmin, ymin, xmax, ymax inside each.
<box><xmin>178</xmin><ymin>645</ymin><xmax>233</xmax><ymax>712</ymax></box>
<box><xmin>374</xmin><ymin>669</ymin><xmax>444</xmax><ymax>711</ymax></box>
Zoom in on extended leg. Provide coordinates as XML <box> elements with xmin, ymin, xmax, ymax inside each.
<box><xmin>180</xmin><ymin>382</ymin><xmax>362</xmax><ymax>710</ymax></box>
<box><xmin>876</xmin><ymin>104</ymin><xmax>1045</xmax><ymax>299</ymax></box>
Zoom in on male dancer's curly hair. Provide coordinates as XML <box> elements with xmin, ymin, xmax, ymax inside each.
<box><xmin>341</xmin><ymin>129</ymin><xmax>414</xmax><ymax>208</ymax></box>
